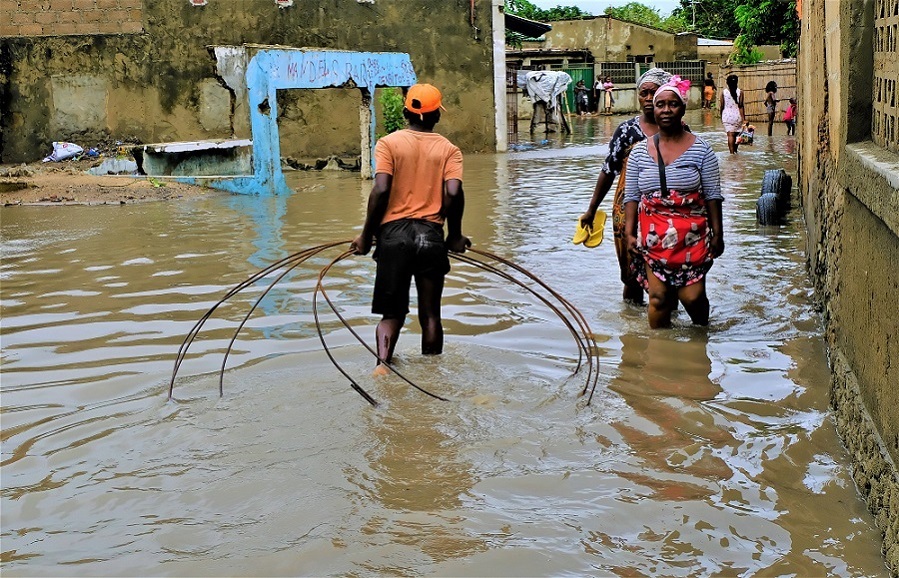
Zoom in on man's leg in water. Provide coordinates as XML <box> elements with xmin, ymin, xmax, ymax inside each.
<box><xmin>374</xmin><ymin>316</ymin><xmax>404</xmax><ymax>375</ymax></box>
<box><xmin>415</xmin><ymin>273</ymin><xmax>445</xmax><ymax>354</ymax></box>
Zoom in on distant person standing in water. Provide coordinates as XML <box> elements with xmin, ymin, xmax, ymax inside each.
<box><xmin>702</xmin><ymin>72</ymin><xmax>716</xmax><ymax>109</ymax></box>
<box><xmin>720</xmin><ymin>74</ymin><xmax>745</xmax><ymax>154</ymax></box>
<box><xmin>575</xmin><ymin>80</ymin><xmax>590</xmax><ymax>116</ymax></box>
<box><xmin>602</xmin><ymin>76</ymin><xmax>615</xmax><ymax>115</ymax></box>
<box><xmin>578</xmin><ymin>68</ymin><xmax>674</xmax><ymax>305</ymax></box>
<box><xmin>764</xmin><ymin>81</ymin><xmax>779</xmax><ymax>136</ymax></box>
<box><xmin>351</xmin><ymin>83</ymin><xmax>470</xmax><ymax>375</ymax></box>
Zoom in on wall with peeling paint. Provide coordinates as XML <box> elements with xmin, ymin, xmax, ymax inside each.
<box><xmin>0</xmin><ymin>0</ymin><xmax>497</xmax><ymax>164</ymax></box>
<box><xmin>539</xmin><ymin>16</ymin><xmax>695</xmax><ymax>62</ymax></box>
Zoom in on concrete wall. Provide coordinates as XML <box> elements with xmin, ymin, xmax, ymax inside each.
<box><xmin>1</xmin><ymin>0</ymin><xmax>145</xmax><ymax>37</ymax></box>
<box><xmin>0</xmin><ymin>0</ymin><xmax>498</xmax><ymax>163</ymax></box>
<box><xmin>797</xmin><ymin>0</ymin><xmax>899</xmax><ymax>572</ymax></box>
<box><xmin>540</xmin><ymin>16</ymin><xmax>689</xmax><ymax>62</ymax></box>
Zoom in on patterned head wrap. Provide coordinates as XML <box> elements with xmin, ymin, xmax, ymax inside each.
<box><xmin>653</xmin><ymin>76</ymin><xmax>692</xmax><ymax>106</ymax></box>
<box><xmin>637</xmin><ymin>68</ymin><xmax>672</xmax><ymax>88</ymax></box>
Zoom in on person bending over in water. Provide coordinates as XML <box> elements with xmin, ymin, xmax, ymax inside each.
<box><xmin>351</xmin><ymin>83</ymin><xmax>470</xmax><ymax>375</ymax></box>
<box><xmin>624</xmin><ymin>76</ymin><xmax>725</xmax><ymax>328</ymax></box>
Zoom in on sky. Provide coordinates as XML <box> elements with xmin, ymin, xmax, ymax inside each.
<box><xmin>529</xmin><ymin>0</ymin><xmax>682</xmax><ymax>17</ymax></box>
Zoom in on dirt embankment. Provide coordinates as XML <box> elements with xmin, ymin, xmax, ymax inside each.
<box><xmin>1</xmin><ymin>158</ymin><xmax>217</xmax><ymax>206</ymax></box>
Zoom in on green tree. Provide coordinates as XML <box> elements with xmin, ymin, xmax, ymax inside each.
<box><xmin>505</xmin><ymin>0</ymin><xmax>592</xmax><ymax>22</ymax></box>
<box><xmin>734</xmin><ymin>0</ymin><xmax>799</xmax><ymax>57</ymax></box>
<box><xmin>673</xmin><ymin>0</ymin><xmax>799</xmax><ymax>57</ymax></box>
<box><xmin>378</xmin><ymin>88</ymin><xmax>404</xmax><ymax>136</ymax></box>
<box><xmin>660</xmin><ymin>12</ymin><xmax>689</xmax><ymax>33</ymax></box>
<box><xmin>729</xmin><ymin>33</ymin><xmax>764</xmax><ymax>64</ymax></box>
<box><xmin>604</xmin><ymin>2</ymin><xmax>688</xmax><ymax>32</ymax></box>
<box><xmin>604</xmin><ymin>2</ymin><xmax>663</xmax><ymax>28</ymax></box>
<box><xmin>672</xmin><ymin>0</ymin><xmax>741</xmax><ymax>38</ymax></box>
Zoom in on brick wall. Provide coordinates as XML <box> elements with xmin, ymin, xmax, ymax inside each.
<box><xmin>0</xmin><ymin>0</ymin><xmax>144</xmax><ymax>37</ymax></box>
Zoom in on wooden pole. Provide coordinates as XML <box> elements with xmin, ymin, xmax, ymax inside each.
<box><xmin>559</xmin><ymin>96</ymin><xmax>571</xmax><ymax>134</ymax></box>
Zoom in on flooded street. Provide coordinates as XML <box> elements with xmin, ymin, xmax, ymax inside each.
<box><xmin>1</xmin><ymin>110</ymin><xmax>890</xmax><ymax>576</ymax></box>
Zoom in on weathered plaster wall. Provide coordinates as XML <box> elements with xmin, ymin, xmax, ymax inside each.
<box><xmin>798</xmin><ymin>0</ymin><xmax>899</xmax><ymax>572</ymax></box>
<box><xmin>540</xmin><ymin>17</ymin><xmax>681</xmax><ymax>62</ymax></box>
<box><xmin>0</xmin><ymin>0</ymin><xmax>497</xmax><ymax>163</ymax></box>
<box><xmin>0</xmin><ymin>0</ymin><xmax>144</xmax><ymax>37</ymax></box>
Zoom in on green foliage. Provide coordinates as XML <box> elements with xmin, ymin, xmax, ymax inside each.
<box><xmin>604</xmin><ymin>2</ymin><xmax>663</xmax><ymax>28</ymax></box>
<box><xmin>504</xmin><ymin>0</ymin><xmax>592</xmax><ymax>22</ymax></box>
<box><xmin>730</xmin><ymin>34</ymin><xmax>764</xmax><ymax>64</ymax></box>
<box><xmin>379</xmin><ymin>88</ymin><xmax>405</xmax><ymax>135</ymax></box>
<box><xmin>733</xmin><ymin>0</ymin><xmax>799</xmax><ymax>57</ymax></box>
<box><xmin>672</xmin><ymin>0</ymin><xmax>741</xmax><ymax>38</ymax></box>
<box><xmin>674</xmin><ymin>0</ymin><xmax>798</xmax><ymax>58</ymax></box>
<box><xmin>604</xmin><ymin>2</ymin><xmax>689</xmax><ymax>32</ymax></box>
<box><xmin>660</xmin><ymin>12</ymin><xmax>689</xmax><ymax>33</ymax></box>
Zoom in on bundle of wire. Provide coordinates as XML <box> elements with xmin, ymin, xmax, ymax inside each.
<box><xmin>168</xmin><ymin>242</ymin><xmax>601</xmax><ymax>406</ymax></box>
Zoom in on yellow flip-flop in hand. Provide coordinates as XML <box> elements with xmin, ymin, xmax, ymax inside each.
<box><xmin>573</xmin><ymin>210</ymin><xmax>607</xmax><ymax>248</ymax></box>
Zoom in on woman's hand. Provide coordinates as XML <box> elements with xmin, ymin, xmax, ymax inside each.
<box><xmin>710</xmin><ymin>234</ymin><xmax>725</xmax><ymax>258</ymax></box>
<box><xmin>579</xmin><ymin>210</ymin><xmax>596</xmax><ymax>228</ymax></box>
<box><xmin>626</xmin><ymin>232</ymin><xmax>640</xmax><ymax>256</ymax></box>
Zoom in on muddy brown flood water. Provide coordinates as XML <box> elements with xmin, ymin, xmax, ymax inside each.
<box><xmin>0</xmin><ymin>110</ymin><xmax>891</xmax><ymax>576</ymax></box>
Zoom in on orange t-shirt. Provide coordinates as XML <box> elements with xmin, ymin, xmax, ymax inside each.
<box><xmin>374</xmin><ymin>129</ymin><xmax>463</xmax><ymax>225</ymax></box>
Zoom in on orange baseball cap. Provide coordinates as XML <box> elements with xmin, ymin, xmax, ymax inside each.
<box><xmin>404</xmin><ymin>83</ymin><xmax>446</xmax><ymax>116</ymax></box>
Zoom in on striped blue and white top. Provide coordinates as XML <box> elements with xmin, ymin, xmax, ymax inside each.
<box><xmin>623</xmin><ymin>137</ymin><xmax>723</xmax><ymax>203</ymax></box>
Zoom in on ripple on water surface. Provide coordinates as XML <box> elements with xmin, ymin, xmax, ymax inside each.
<box><xmin>0</xmin><ymin>111</ymin><xmax>889</xmax><ymax>576</ymax></box>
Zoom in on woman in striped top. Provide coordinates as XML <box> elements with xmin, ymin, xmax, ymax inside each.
<box><xmin>624</xmin><ymin>77</ymin><xmax>725</xmax><ymax>328</ymax></box>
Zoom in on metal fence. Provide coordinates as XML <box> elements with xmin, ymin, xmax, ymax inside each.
<box><xmin>596</xmin><ymin>61</ymin><xmax>707</xmax><ymax>85</ymax></box>
<box><xmin>654</xmin><ymin>61</ymin><xmax>706</xmax><ymax>84</ymax></box>
<box><xmin>506</xmin><ymin>63</ymin><xmax>520</xmax><ymax>139</ymax></box>
<box><xmin>598</xmin><ymin>62</ymin><xmax>638</xmax><ymax>85</ymax></box>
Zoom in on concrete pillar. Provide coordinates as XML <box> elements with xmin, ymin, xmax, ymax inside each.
<box><xmin>360</xmin><ymin>88</ymin><xmax>373</xmax><ymax>180</ymax></box>
<box><xmin>492</xmin><ymin>0</ymin><xmax>508</xmax><ymax>152</ymax></box>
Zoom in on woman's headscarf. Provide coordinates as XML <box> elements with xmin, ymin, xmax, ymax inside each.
<box><xmin>652</xmin><ymin>76</ymin><xmax>692</xmax><ymax>107</ymax></box>
<box><xmin>637</xmin><ymin>68</ymin><xmax>672</xmax><ymax>88</ymax></box>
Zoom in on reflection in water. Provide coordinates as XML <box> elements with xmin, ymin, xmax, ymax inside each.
<box><xmin>0</xmin><ymin>111</ymin><xmax>890</xmax><ymax>576</ymax></box>
<box><xmin>355</xmin><ymin>371</ymin><xmax>487</xmax><ymax>572</ymax></box>
<box><xmin>610</xmin><ymin>331</ymin><xmax>729</xmax><ymax>490</ymax></box>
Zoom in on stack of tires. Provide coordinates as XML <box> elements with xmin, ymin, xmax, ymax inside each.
<box><xmin>756</xmin><ymin>169</ymin><xmax>792</xmax><ymax>225</ymax></box>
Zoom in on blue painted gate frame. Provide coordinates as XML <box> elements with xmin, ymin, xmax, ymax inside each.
<box><xmin>204</xmin><ymin>48</ymin><xmax>417</xmax><ymax>196</ymax></box>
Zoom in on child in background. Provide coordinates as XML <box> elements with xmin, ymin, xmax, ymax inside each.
<box><xmin>602</xmin><ymin>76</ymin><xmax>615</xmax><ymax>115</ymax></box>
<box><xmin>784</xmin><ymin>98</ymin><xmax>797</xmax><ymax>135</ymax></box>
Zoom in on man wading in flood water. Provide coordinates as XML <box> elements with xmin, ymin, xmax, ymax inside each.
<box><xmin>351</xmin><ymin>83</ymin><xmax>471</xmax><ymax>375</ymax></box>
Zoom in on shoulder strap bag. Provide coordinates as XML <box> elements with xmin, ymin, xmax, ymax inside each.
<box><xmin>653</xmin><ymin>133</ymin><xmax>667</xmax><ymax>196</ymax></box>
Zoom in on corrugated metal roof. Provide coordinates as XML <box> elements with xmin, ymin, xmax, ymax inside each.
<box><xmin>505</xmin><ymin>13</ymin><xmax>552</xmax><ymax>38</ymax></box>
<box><xmin>697</xmin><ymin>38</ymin><xmax>734</xmax><ymax>47</ymax></box>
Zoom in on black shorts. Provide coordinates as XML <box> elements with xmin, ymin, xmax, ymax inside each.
<box><xmin>372</xmin><ymin>219</ymin><xmax>450</xmax><ymax>317</ymax></box>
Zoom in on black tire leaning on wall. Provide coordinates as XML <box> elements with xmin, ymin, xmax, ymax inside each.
<box><xmin>756</xmin><ymin>193</ymin><xmax>780</xmax><ymax>225</ymax></box>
